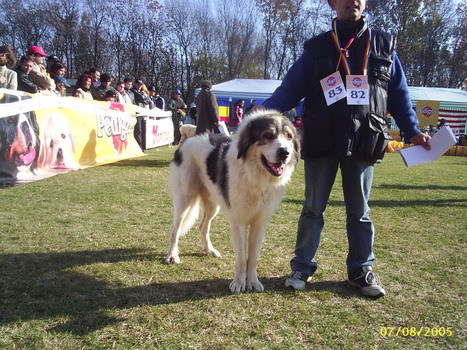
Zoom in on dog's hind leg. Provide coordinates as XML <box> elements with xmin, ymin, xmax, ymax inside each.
<box><xmin>165</xmin><ymin>196</ymin><xmax>200</xmax><ymax>264</ymax></box>
<box><xmin>199</xmin><ymin>193</ymin><xmax>221</xmax><ymax>257</ymax></box>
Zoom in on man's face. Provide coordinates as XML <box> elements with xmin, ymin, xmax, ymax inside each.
<box><xmin>124</xmin><ymin>81</ymin><xmax>132</xmax><ymax>89</ymax></box>
<box><xmin>329</xmin><ymin>0</ymin><xmax>366</xmax><ymax>22</ymax></box>
<box><xmin>32</xmin><ymin>54</ymin><xmax>45</xmax><ymax>65</ymax></box>
<box><xmin>20</xmin><ymin>60</ymin><xmax>34</xmax><ymax>74</ymax></box>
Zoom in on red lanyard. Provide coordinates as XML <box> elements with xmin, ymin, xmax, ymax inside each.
<box><xmin>330</xmin><ymin>19</ymin><xmax>371</xmax><ymax>75</ymax></box>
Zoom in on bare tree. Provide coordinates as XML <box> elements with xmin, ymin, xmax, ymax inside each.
<box><xmin>43</xmin><ymin>0</ymin><xmax>80</xmax><ymax>77</ymax></box>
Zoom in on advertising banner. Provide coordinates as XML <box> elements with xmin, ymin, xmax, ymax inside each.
<box><xmin>144</xmin><ymin>117</ymin><xmax>174</xmax><ymax>149</ymax></box>
<box><xmin>416</xmin><ymin>100</ymin><xmax>440</xmax><ymax>128</ymax></box>
<box><xmin>0</xmin><ymin>89</ymin><xmax>146</xmax><ymax>184</ymax></box>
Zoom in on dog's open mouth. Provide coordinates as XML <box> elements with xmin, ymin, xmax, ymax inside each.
<box><xmin>261</xmin><ymin>155</ymin><xmax>285</xmax><ymax>176</ymax></box>
<box><xmin>16</xmin><ymin>145</ymin><xmax>36</xmax><ymax>166</ymax></box>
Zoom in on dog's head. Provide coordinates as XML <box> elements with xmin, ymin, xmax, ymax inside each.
<box><xmin>38</xmin><ymin>113</ymin><xmax>77</xmax><ymax>170</ymax></box>
<box><xmin>236</xmin><ymin>110</ymin><xmax>300</xmax><ymax>177</ymax></box>
<box><xmin>0</xmin><ymin>93</ymin><xmax>40</xmax><ymax>179</ymax></box>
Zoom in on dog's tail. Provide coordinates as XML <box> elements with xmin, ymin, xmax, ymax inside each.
<box><xmin>178</xmin><ymin>197</ymin><xmax>200</xmax><ymax>236</ymax></box>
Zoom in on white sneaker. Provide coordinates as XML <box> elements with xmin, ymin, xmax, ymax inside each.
<box><xmin>284</xmin><ymin>271</ymin><xmax>309</xmax><ymax>291</ymax></box>
<box><xmin>348</xmin><ymin>266</ymin><xmax>386</xmax><ymax>297</ymax></box>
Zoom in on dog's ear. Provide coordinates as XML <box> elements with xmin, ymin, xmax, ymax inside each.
<box><xmin>236</xmin><ymin>122</ymin><xmax>254</xmax><ymax>159</ymax></box>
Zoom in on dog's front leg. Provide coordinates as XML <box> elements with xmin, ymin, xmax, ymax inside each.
<box><xmin>246</xmin><ymin>220</ymin><xmax>266</xmax><ymax>292</ymax></box>
<box><xmin>229</xmin><ymin>222</ymin><xmax>248</xmax><ymax>293</ymax></box>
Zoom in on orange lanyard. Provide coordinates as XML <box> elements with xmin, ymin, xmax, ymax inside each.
<box><xmin>330</xmin><ymin>19</ymin><xmax>371</xmax><ymax>75</ymax></box>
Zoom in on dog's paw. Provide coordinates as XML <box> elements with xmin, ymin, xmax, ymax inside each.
<box><xmin>229</xmin><ymin>278</ymin><xmax>246</xmax><ymax>293</ymax></box>
<box><xmin>204</xmin><ymin>247</ymin><xmax>221</xmax><ymax>258</ymax></box>
<box><xmin>165</xmin><ymin>254</ymin><xmax>180</xmax><ymax>264</ymax></box>
<box><xmin>246</xmin><ymin>278</ymin><xmax>264</xmax><ymax>292</ymax></box>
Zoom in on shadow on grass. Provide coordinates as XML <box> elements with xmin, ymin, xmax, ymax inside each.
<box><xmin>0</xmin><ymin>248</ymin><xmax>360</xmax><ymax>335</ymax></box>
<box><xmin>104</xmin><ymin>158</ymin><xmax>171</xmax><ymax>168</ymax></box>
<box><xmin>284</xmin><ymin>198</ymin><xmax>467</xmax><ymax>208</ymax></box>
<box><xmin>375</xmin><ymin>184</ymin><xmax>467</xmax><ymax>191</ymax></box>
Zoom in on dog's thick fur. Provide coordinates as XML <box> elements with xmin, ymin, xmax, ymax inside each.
<box><xmin>166</xmin><ymin>110</ymin><xmax>300</xmax><ymax>292</ymax></box>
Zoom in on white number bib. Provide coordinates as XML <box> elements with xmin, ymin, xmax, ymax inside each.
<box><xmin>346</xmin><ymin>75</ymin><xmax>369</xmax><ymax>105</ymax></box>
<box><xmin>320</xmin><ymin>72</ymin><xmax>346</xmax><ymax>106</ymax></box>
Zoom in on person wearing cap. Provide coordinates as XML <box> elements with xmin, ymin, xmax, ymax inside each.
<box><xmin>0</xmin><ymin>45</ymin><xmax>17</xmax><ymax>90</ymax></box>
<box><xmin>261</xmin><ymin>0</ymin><xmax>431</xmax><ymax>298</ymax></box>
<box><xmin>27</xmin><ymin>45</ymin><xmax>55</xmax><ymax>91</ymax></box>
<box><xmin>93</xmin><ymin>73</ymin><xmax>117</xmax><ymax>101</ymax></box>
<box><xmin>195</xmin><ymin>80</ymin><xmax>219</xmax><ymax>135</ymax></box>
<box><xmin>104</xmin><ymin>89</ymin><xmax>117</xmax><ymax>102</ymax></box>
<box><xmin>14</xmin><ymin>55</ymin><xmax>38</xmax><ymax>94</ymax></box>
<box><xmin>52</xmin><ymin>76</ymin><xmax>70</xmax><ymax>97</ymax></box>
<box><xmin>168</xmin><ymin>89</ymin><xmax>187</xmax><ymax>145</ymax></box>
<box><xmin>148</xmin><ymin>85</ymin><xmax>165</xmax><ymax>110</ymax></box>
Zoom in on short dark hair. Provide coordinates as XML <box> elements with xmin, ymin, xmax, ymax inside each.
<box><xmin>50</xmin><ymin>62</ymin><xmax>66</xmax><ymax>74</ymax></box>
<box><xmin>123</xmin><ymin>77</ymin><xmax>132</xmax><ymax>83</ymax></box>
<box><xmin>19</xmin><ymin>54</ymin><xmax>34</xmax><ymax>64</ymax></box>
<box><xmin>88</xmin><ymin>67</ymin><xmax>100</xmax><ymax>74</ymax></box>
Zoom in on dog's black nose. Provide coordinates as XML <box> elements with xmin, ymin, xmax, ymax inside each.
<box><xmin>57</xmin><ymin>148</ymin><xmax>63</xmax><ymax>161</ymax></box>
<box><xmin>277</xmin><ymin>147</ymin><xmax>289</xmax><ymax>160</ymax></box>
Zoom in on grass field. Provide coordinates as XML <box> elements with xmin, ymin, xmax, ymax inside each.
<box><xmin>0</xmin><ymin>147</ymin><xmax>465</xmax><ymax>349</ymax></box>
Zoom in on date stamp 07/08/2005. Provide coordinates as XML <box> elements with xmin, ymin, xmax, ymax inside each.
<box><xmin>379</xmin><ymin>327</ymin><xmax>453</xmax><ymax>337</ymax></box>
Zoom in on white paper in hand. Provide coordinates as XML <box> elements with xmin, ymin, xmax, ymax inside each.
<box><xmin>399</xmin><ymin>126</ymin><xmax>457</xmax><ymax>167</ymax></box>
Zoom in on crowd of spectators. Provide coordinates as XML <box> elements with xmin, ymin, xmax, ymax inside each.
<box><xmin>0</xmin><ymin>44</ymin><xmax>167</xmax><ymax>112</ymax></box>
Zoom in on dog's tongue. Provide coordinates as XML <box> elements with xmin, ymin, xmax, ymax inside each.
<box><xmin>269</xmin><ymin>161</ymin><xmax>285</xmax><ymax>176</ymax></box>
<box><xmin>18</xmin><ymin>146</ymin><xmax>36</xmax><ymax>165</ymax></box>
<box><xmin>53</xmin><ymin>162</ymin><xmax>66</xmax><ymax>169</ymax></box>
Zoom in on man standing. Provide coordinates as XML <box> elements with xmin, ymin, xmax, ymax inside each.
<box><xmin>168</xmin><ymin>89</ymin><xmax>187</xmax><ymax>145</ymax></box>
<box><xmin>123</xmin><ymin>77</ymin><xmax>136</xmax><ymax>104</ymax></box>
<box><xmin>195</xmin><ymin>80</ymin><xmax>219</xmax><ymax>135</ymax></box>
<box><xmin>148</xmin><ymin>86</ymin><xmax>166</xmax><ymax>110</ymax></box>
<box><xmin>263</xmin><ymin>0</ymin><xmax>430</xmax><ymax>297</ymax></box>
<box><xmin>27</xmin><ymin>45</ymin><xmax>55</xmax><ymax>91</ymax></box>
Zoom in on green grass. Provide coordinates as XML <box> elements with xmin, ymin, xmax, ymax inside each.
<box><xmin>0</xmin><ymin>148</ymin><xmax>466</xmax><ymax>349</ymax></box>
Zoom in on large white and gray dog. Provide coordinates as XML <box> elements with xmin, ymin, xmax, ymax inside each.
<box><xmin>165</xmin><ymin>110</ymin><xmax>300</xmax><ymax>292</ymax></box>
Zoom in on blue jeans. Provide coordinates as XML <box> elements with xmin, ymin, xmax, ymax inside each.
<box><xmin>290</xmin><ymin>155</ymin><xmax>375</xmax><ymax>280</ymax></box>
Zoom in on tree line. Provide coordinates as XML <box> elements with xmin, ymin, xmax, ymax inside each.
<box><xmin>0</xmin><ymin>0</ymin><xmax>465</xmax><ymax>103</ymax></box>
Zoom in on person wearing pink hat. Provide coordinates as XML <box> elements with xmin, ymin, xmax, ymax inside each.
<box><xmin>27</xmin><ymin>45</ymin><xmax>55</xmax><ymax>91</ymax></box>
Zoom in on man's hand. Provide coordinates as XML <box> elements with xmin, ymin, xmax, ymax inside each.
<box><xmin>410</xmin><ymin>133</ymin><xmax>431</xmax><ymax>150</ymax></box>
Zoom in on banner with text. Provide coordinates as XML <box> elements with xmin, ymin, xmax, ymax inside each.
<box><xmin>416</xmin><ymin>100</ymin><xmax>440</xmax><ymax>128</ymax></box>
<box><xmin>0</xmin><ymin>89</ymin><xmax>147</xmax><ymax>184</ymax></box>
